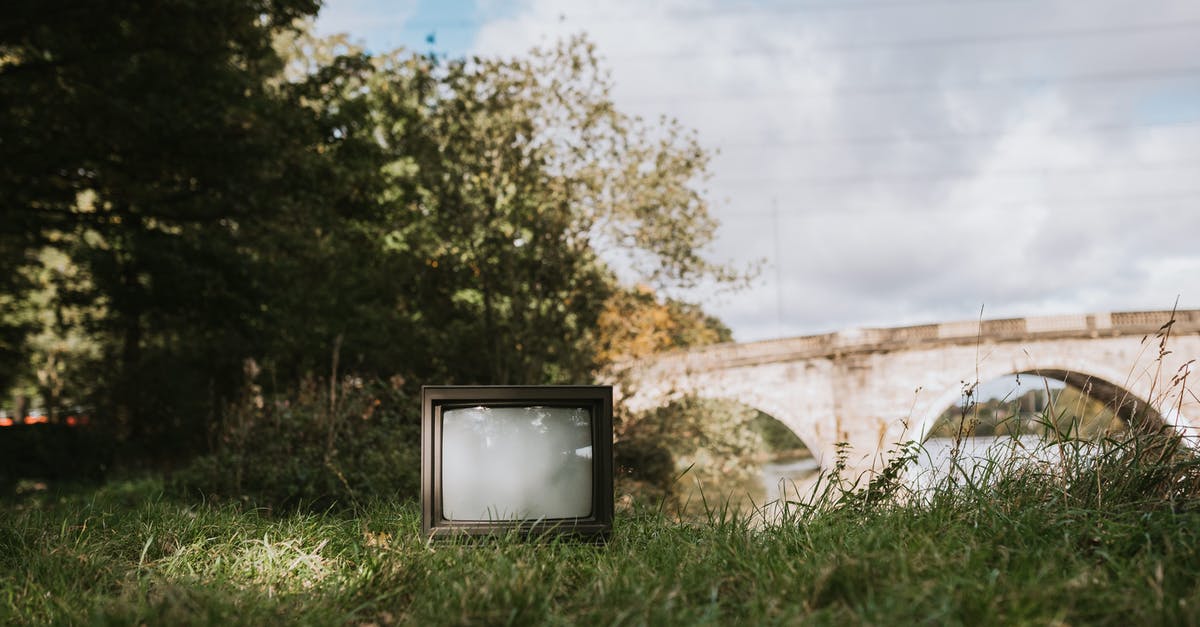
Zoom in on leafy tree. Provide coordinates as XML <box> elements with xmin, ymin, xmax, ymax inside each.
<box><xmin>167</xmin><ymin>30</ymin><xmax>746</xmax><ymax>503</ymax></box>
<box><xmin>248</xmin><ymin>33</ymin><xmax>741</xmax><ymax>388</ymax></box>
<box><xmin>615</xmin><ymin>395</ymin><xmax>763</xmax><ymax>507</ymax></box>
<box><xmin>596</xmin><ymin>283</ymin><xmax>732</xmax><ymax>364</ymax></box>
<box><xmin>2</xmin><ymin>5</ymin><xmax>742</xmax><ymax>479</ymax></box>
<box><xmin>357</xmin><ymin>37</ymin><xmax>737</xmax><ymax>385</ymax></box>
<box><xmin>1</xmin><ymin>0</ymin><xmax>325</xmax><ymax>449</ymax></box>
<box><xmin>0</xmin><ymin>255</ymin><xmax>34</xmax><ymax>398</ymax></box>
<box><xmin>929</xmin><ymin>385</ymin><xmax>1124</xmax><ymax>440</ymax></box>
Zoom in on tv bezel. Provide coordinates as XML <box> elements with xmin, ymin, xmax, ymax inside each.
<box><xmin>421</xmin><ymin>385</ymin><xmax>614</xmax><ymax>541</ymax></box>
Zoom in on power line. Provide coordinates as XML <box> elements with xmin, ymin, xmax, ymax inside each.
<box><xmin>771</xmin><ymin>197</ymin><xmax>783</xmax><ymax>336</ymax></box>
<box><xmin>709</xmin><ymin>158</ymin><xmax>1200</xmax><ymax>187</ymax></box>
<box><xmin>720</xmin><ymin>190</ymin><xmax>1200</xmax><ymax>216</ymax></box>
<box><xmin>707</xmin><ymin>119</ymin><xmax>1200</xmax><ymax>150</ymax></box>
<box><xmin>608</xmin><ymin>18</ymin><xmax>1200</xmax><ymax>61</ymax></box>
<box><xmin>626</xmin><ymin>64</ymin><xmax>1200</xmax><ymax>104</ymax></box>
<box><xmin>400</xmin><ymin>0</ymin><xmax>1034</xmax><ymax>32</ymax></box>
<box><xmin>583</xmin><ymin>0</ymin><xmax>1032</xmax><ymax>19</ymax></box>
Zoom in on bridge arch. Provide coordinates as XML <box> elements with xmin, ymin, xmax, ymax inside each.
<box><xmin>622</xmin><ymin>309</ymin><xmax>1200</xmax><ymax>473</ymax></box>
<box><xmin>629</xmin><ymin>386</ymin><xmax>824</xmax><ymax>467</ymax></box>
<box><xmin>912</xmin><ymin>359</ymin><xmax>1179</xmax><ymax>442</ymax></box>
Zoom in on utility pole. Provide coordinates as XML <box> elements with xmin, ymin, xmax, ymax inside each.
<box><xmin>773</xmin><ymin>197</ymin><xmax>783</xmax><ymax>337</ymax></box>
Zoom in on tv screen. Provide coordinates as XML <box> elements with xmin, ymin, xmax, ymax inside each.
<box><xmin>421</xmin><ymin>386</ymin><xmax>613</xmax><ymax>540</ymax></box>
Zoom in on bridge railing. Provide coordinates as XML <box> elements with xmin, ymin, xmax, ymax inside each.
<box><xmin>1112</xmin><ymin>310</ymin><xmax>1200</xmax><ymax>328</ymax></box>
<box><xmin>980</xmin><ymin>318</ymin><xmax>1027</xmax><ymax>336</ymax></box>
<box><xmin>625</xmin><ymin>309</ymin><xmax>1200</xmax><ymax>374</ymax></box>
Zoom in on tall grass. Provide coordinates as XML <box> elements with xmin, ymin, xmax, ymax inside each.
<box><xmin>4</xmin><ymin>314</ymin><xmax>1197</xmax><ymax>624</ymax></box>
<box><xmin>5</xmin><ymin>422</ymin><xmax>1200</xmax><ymax>625</ymax></box>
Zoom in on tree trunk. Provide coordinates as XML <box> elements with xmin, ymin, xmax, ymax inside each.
<box><xmin>116</xmin><ymin>260</ymin><xmax>143</xmax><ymax>442</ymax></box>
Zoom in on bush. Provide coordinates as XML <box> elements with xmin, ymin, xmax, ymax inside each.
<box><xmin>0</xmin><ymin>423</ymin><xmax>113</xmax><ymax>491</ymax></box>
<box><xmin>614</xmin><ymin>395</ymin><xmax>763</xmax><ymax>510</ymax></box>
<box><xmin>171</xmin><ymin>377</ymin><xmax>420</xmax><ymax>511</ymax></box>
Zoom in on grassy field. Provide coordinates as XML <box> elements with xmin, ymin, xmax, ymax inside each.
<box><xmin>4</xmin><ymin>434</ymin><xmax>1200</xmax><ymax>625</ymax></box>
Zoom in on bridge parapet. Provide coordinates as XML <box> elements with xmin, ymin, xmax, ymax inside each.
<box><xmin>627</xmin><ymin>309</ymin><xmax>1200</xmax><ymax>376</ymax></box>
<box><xmin>1112</xmin><ymin>310</ymin><xmax>1200</xmax><ymax>327</ymax></box>
<box><xmin>619</xmin><ymin>308</ymin><xmax>1200</xmax><ymax>474</ymax></box>
<box><xmin>979</xmin><ymin>318</ymin><xmax>1026</xmax><ymax>335</ymax></box>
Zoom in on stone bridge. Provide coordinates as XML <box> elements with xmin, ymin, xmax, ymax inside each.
<box><xmin>618</xmin><ymin>309</ymin><xmax>1200</xmax><ymax>472</ymax></box>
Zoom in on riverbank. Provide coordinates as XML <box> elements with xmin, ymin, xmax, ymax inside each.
<box><xmin>6</xmin><ymin>434</ymin><xmax>1199</xmax><ymax>625</ymax></box>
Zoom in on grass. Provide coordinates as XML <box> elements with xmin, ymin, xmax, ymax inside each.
<box><xmin>5</xmin><ymin>430</ymin><xmax>1200</xmax><ymax>626</ymax></box>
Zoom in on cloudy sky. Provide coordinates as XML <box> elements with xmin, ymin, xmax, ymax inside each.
<box><xmin>317</xmin><ymin>0</ymin><xmax>1200</xmax><ymax>343</ymax></box>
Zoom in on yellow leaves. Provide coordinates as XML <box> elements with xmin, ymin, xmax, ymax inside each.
<box><xmin>73</xmin><ymin>189</ymin><xmax>98</xmax><ymax>214</ymax></box>
<box><xmin>363</xmin><ymin>529</ymin><xmax>392</xmax><ymax>549</ymax></box>
<box><xmin>361</xmin><ymin>397</ymin><xmax>382</xmax><ymax>421</ymax></box>
<box><xmin>0</xmin><ymin>51</ymin><xmax>22</xmax><ymax>70</ymax></box>
<box><xmin>595</xmin><ymin>287</ymin><xmax>679</xmax><ymax>364</ymax></box>
<box><xmin>381</xmin><ymin>158</ymin><xmax>419</xmax><ymax>179</ymax></box>
<box><xmin>144</xmin><ymin>217</ymin><xmax>183</xmax><ymax>236</ymax></box>
<box><xmin>451</xmin><ymin>289</ymin><xmax>484</xmax><ymax>311</ymax></box>
<box><xmin>596</xmin><ymin>285</ymin><xmax>729</xmax><ymax>365</ymax></box>
<box><xmin>382</xmin><ymin>230</ymin><xmax>410</xmax><ymax>253</ymax></box>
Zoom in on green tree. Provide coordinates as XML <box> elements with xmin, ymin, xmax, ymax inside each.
<box><xmin>354</xmin><ymin>37</ymin><xmax>738</xmax><ymax>385</ymax></box>
<box><xmin>170</xmin><ymin>31</ymin><xmax>746</xmax><ymax>504</ymax></box>
<box><xmin>1</xmin><ymin>0</ymin><xmax>326</xmax><ymax>450</ymax></box>
<box><xmin>615</xmin><ymin>395</ymin><xmax>763</xmax><ymax>507</ymax></box>
<box><xmin>2</xmin><ymin>8</ymin><xmax>741</xmax><ymax>474</ymax></box>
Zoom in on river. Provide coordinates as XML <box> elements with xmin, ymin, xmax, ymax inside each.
<box><xmin>752</xmin><ymin>435</ymin><xmax>1062</xmax><ymax>507</ymax></box>
<box><xmin>758</xmin><ymin>455</ymin><xmax>821</xmax><ymax>504</ymax></box>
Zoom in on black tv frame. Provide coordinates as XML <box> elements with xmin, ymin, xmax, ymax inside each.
<box><xmin>421</xmin><ymin>385</ymin><xmax>614</xmax><ymax>541</ymax></box>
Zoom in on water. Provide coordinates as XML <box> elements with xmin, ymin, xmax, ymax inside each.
<box><xmin>916</xmin><ymin>435</ymin><xmax>1046</xmax><ymax>467</ymax></box>
<box><xmin>709</xmin><ymin>435</ymin><xmax>1078</xmax><ymax>516</ymax></box>
<box><xmin>753</xmin><ymin>436</ymin><xmax>1057</xmax><ymax>505</ymax></box>
<box><xmin>905</xmin><ymin>435</ymin><xmax>1067</xmax><ymax>492</ymax></box>
<box><xmin>759</xmin><ymin>456</ymin><xmax>821</xmax><ymax>503</ymax></box>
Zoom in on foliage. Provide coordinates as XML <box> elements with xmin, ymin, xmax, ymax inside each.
<box><xmin>2</xmin><ymin>3</ymin><xmax>739</xmax><ymax>469</ymax></box>
<box><xmin>7</xmin><ymin>428</ymin><xmax>1200</xmax><ymax>625</ymax></box>
<box><xmin>615</xmin><ymin>395</ymin><xmax>763</xmax><ymax>508</ymax></box>
<box><xmin>595</xmin><ymin>284</ymin><xmax>732</xmax><ymax>364</ymax></box>
<box><xmin>749</xmin><ymin>411</ymin><xmax>809</xmax><ymax>455</ymax></box>
<box><xmin>930</xmin><ymin>384</ymin><xmax>1124</xmax><ymax>439</ymax></box>
<box><xmin>1</xmin><ymin>0</ymin><xmax>333</xmax><ymax>451</ymax></box>
<box><xmin>0</xmin><ymin>423</ymin><xmax>112</xmax><ymax>489</ymax></box>
<box><xmin>0</xmin><ymin>243</ymin><xmax>34</xmax><ymax>395</ymax></box>
<box><xmin>4</xmin><ymin>249</ymin><xmax>106</xmax><ymax>422</ymax></box>
<box><xmin>594</xmin><ymin>286</ymin><xmax>739</xmax><ymax>505</ymax></box>
<box><xmin>332</xmin><ymin>35</ymin><xmax>738</xmax><ymax>386</ymax></box>
<box><xmin>170</xmin><ymin>376</ymin><xmax>420</xmax><ymax>511</ymax></box>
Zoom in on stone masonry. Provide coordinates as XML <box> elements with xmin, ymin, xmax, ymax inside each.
<box><xmin>617</xmin><ymin>310</ymin><xmax>1200</xmax><ymax>472</ymax></box>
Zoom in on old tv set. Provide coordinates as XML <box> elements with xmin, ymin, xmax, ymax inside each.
<box><xmin>421</xmin><ymin>385</ymin><xmax>614</xmax><ymax>540</ymax></box>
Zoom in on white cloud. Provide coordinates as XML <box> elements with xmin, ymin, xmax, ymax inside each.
<box><xmin>468</xmin><ymin>0</ymin><xmax>1200</xmax><ymax>341</ymax></box>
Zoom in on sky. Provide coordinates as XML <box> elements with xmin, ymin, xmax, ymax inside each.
<box><xmin>316</xmin><ymin>0</ymin><xmax>1200</xmax><ymax>345</ymax></box>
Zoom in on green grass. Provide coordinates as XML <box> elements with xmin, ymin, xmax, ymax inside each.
<box><xmin>5</xmin><ymin>434</ymin><xmax>1200</xmax><ymax>625</ymax></box>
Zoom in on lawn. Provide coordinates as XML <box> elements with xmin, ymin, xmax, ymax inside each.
<box><xmin>4</xmin><ymin>435</ymin><xmax>1200</xmax><ymax>625</ymax></box>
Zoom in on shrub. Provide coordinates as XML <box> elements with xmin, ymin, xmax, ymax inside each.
<box><xmin>0</xmin><ymin>423</ymin><xmax>113</xmax><ymax>491</ymax></box>
<box><xmin>171</xmin><ymin>377</ymin><xmax>420</xmax><ymax>511</ymax></box>
<box><xmin>614</xmin><ymin>395</ymin><xmax>763</xmax><ymax>510</ymax></box>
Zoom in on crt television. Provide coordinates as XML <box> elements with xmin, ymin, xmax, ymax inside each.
<box><xmin>421</xmin><ymin>385</ymin><xmax>614</xmax><ymax>540</ymax></box>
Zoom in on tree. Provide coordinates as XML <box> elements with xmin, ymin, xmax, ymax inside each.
<box><xmin>170</xmin><ymin>31</ymin><xmax>749</xmax><ymax>504</ymax></box>
<box><xmin>350</xmin><ymin>36</ymin><xmax>740</xmax><ymax>385</ymax></box>
<box><xmin>1</xmin><ymin>0</ymin><xmax>326</xmax><ymax>449</ymax></box>
<box><xmin>2</xmin><ymin>11</ymin><xmax>742</xmax><ymax>467</ymax></box>
<box><xmin>595</xmin><ymin>284</ymin><xmax>732</xmax><ymax>365</ymax></box>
